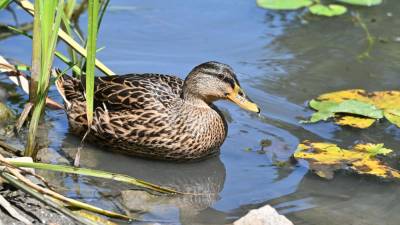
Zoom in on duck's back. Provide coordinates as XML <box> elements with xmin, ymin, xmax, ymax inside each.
<box><xmin>57</xmin><ymin>74</ymin><xmax>226</xmax><ymax>160</ymax></box>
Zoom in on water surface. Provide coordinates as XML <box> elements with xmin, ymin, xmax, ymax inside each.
<box><xmin>1</xmin><ymin>1</ymin><xmax>400</xmax><ymax>224</ymax></box>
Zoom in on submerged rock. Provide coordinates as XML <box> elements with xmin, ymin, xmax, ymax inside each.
<box><xmin>120</xmin><ymin>190</ymin><xmax>153</xmax><ymax>212</ymax></box>
<box><xmin>36</xmin><ymin>148</ymin><xmax>70</xmax><ymax>165</ymax></box>
<box><xmin>234</xmin><ymin>205</ymin><xmax>293</xmax><ymax>225</ymax></box>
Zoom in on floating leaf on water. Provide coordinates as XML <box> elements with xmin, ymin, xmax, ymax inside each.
<box><xmin>353</xmin><ymin>143</ymin><xmax>392</xmax><ymax>156</ymax></box>
<box><xmin>369</xmin><ymin>91</ymin><xmax>400</xmax><ymax>127</ymax></box>
<box><xmin>305</xmin><ymin>99</ymin><xmax>382</xmax><ymax>124</ymax></box>
<box><xmin>337</xmin><ymin>0</ymin><xmax>382</xmax><ymax>6</ymax></box>
<box><xmin>309</xmin><ymin>4</ymin><xmax>347</xmax><ymax>17</ymax></box>
<box><xmin>316</xmin><ymin>89</ymin><xmax>371</xmax><ymax>103</ymax></box>
<box><xmin>306</xmin><ymin>89</ymin><xmax>400</xmax><ymax>128</ymax></box>
<box><xmin>294</xmin><ymin>141</ymin><xmax>400</xmax><ymax>180</ymax></box>
<box><xmin>384</xmin><ymin>110</ymin><xmax>400</xmax><ymax>127</ymax></box>
<box><xmin>334</xmin><ymin>115</ymin><xmax>375</xmax><ymax>128</ymax></box>
<box><xmin>256</xmin><ymin>0</ymin><xmax>313</xmax><ymax>10</ymax></box>
<box><xmin>331</xmin><ymin>100</ymin><xmax>383</xmax><ymax>118</ymax></box>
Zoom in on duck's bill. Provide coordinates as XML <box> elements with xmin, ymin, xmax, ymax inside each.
<box><xmin>227</xmin><ymin>84</ymin><xmax>260</xmax><ymax>113</ymax></box>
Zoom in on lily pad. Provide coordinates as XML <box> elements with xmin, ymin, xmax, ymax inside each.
<box><xmin>307</xmin><ymin>89</ymin><xmax>400</xmax><ymax>128</ymax></box>
<box><xmin>334</xmin><ymin>115</ymin><xmax>375</xmax><ymax>128</ymax></box>
<box><xmin>294</xmin><ymin>141</ymin><xmax>399</xmax><ymax>180</ymax></box>
<box><xmin>306</xmin><ymin>99</ymin><xmax>383</xmax><ymax>123</ymax></box>
<box><xmin>256</xmin><ymin>0</ymin><xmax>313</xmax><ymax>10</ymax></box>
<box><xmin>309</xmin><ymin>4</ymin><xmax>347</xmax><ymax>17</ymax></box>
<box><xmin>353</xmin><ymin>143</ymin><xmax>392</xmax><ymax>156</ymax></box>
<box><xmin>337</xmin><ymin>0</ymin><xmax>382</xmax><ymax>6</ymax></box>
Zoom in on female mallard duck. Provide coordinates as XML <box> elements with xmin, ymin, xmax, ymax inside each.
<box><xmin>56</xmin><ymin>61</ymin><xmax>259</xmax><ymax>161</ymax></box>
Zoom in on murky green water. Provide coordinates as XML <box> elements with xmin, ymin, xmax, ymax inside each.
<box><xmin>1</xmin><ymin>0</ymin><xmax>400</xmax><ymax>224</ymax></box>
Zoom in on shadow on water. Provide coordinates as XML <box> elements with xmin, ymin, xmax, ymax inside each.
<box><xmin>2</xmin><ymin>0</ymin><xmax>400</xmax><ymax>224</ymax></box>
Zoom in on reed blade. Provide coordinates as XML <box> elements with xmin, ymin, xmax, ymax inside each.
<box><xmin>9</xmin><ymin>161</ymin><xmax>180</xmax><ymax>194</ymax></box>
<box><xmin>85</xmin><ymin>0</ymin><xmax>99</xmax><ymax>127</ymax></box>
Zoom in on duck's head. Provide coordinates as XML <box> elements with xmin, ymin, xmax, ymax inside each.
<box><xmin>182</xmin><ymin>61</ymin><xmax>260</xmax><ymax>113</ymax></box>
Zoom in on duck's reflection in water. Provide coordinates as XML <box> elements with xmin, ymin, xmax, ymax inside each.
<box><xmin>60</xmin><ymin>136</ymin><xmax>226</xmax><ymax>221</ymax></box>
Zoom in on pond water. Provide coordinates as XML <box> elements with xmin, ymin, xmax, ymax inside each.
<box><xmin>1</xmin><ymin>0</ymin><xmax>400</xmax><ymax>224</ymax></box>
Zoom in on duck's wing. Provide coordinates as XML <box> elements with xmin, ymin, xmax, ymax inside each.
<box><xmin>89</xmin><ymin>74</ymin><xmax>184</xmax><ymax>110</ymax></box>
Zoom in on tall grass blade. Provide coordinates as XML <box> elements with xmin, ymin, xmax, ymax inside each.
<box><xmin>25</xmin><ymin>0</ymin><xmax>64</xmax><ymax>157</ymax></box>
<box><xmin>85</xmin><ymin>0</ymin><xmax>99</xmax><ymax>127</ymax></box>
<box><xmin>6</xmin><ymin>25</ymin><xmax>82</xmax><ymax>75</ymax></box>
<box><xmin>0</xmin><ymin>0</ymin><xmax>11</xmax><ymax>9</ymax></box>
<box><xmin>15</xmin><ymin>0</ymin><xmax>115</xmax><ymax>76</ymax></box>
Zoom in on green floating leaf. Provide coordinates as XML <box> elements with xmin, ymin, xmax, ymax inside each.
<box><xmin>384</xmin><ymin>110</ymin><xmax>400</xmax><ymax>127</ymax></box>
<box><xmin>331</xmin><ymin>99</ymin><xmax>383</xmax><ymax>118</ymax></box>
<box><xmin>354</xmin><ymin>143</ymin><xmax>392</xmax><ymax>156</ymax></box>
<box><xmin>337</xmin><ymin>0</ymin><xmax>382</xmax><ymax>6</ymax></box>
<box><xmin>309</xmin><ymin>4</ymin><xmax>347</xmax><ymax>17</ymax></box>
<box><xmin>256</xmin><ymin>0</ymin><xmax>313</xmax><ymax>10</ymax></box>
<box><xmin>306</xmin><ymin>99</ymin><xmax>383</xmax><ymax>123</ymax></box>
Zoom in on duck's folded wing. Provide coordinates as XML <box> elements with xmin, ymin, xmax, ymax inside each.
<box><xmin>90</xmin><ymin>74</ymin><xmax>184</xmax><ymax>110</ymax></box>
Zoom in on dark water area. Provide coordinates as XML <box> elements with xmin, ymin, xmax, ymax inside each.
<box><xmin>1</xmin><ymin>0</ymin><xmax>400</xmax><ymax>224</ymax></box>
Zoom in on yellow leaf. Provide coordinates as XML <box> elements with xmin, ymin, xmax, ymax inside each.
<box><xmin>369</xmin><ymin>91</ymin><xmax>400</xmax><ymax>110</ymax></box>
<box><xmin>317</xmin><ymin>89</ymin><xmax>372</xmax><ymax>103</ymax></box>
<box><xmin>384</xmin><ymin>110</ymin><xmax>400</xmax><ymax>127</ymax></box>
<box><xmin>334</xmin><ymin>115</ymin><xmax>375</xmax><ymax>128</ymax></box>
<box><xmin>353</xmin><ymin>143</ymin><xmax>392</xmax><ymax>156</ymax></box>
<box><xmin>294</xmin><ymin>141</ymin><xmax>399</xmax><ymax>180</ymax></box>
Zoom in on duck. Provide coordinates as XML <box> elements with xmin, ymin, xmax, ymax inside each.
<box><xmin>56</xmin><ymin>61</ymin><xmax>260</xmax><ymax>161</ymax></box>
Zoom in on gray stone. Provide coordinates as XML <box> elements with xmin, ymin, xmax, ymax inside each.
<box><xmin>234</xmin><ymin>205</ymin><xmax>293</xmax><ymax>225</ymax></box>
<box><xmin>36</xmin><ymin>148</ymin><xmax>69</xmax><ymax>165</ymax></box>
<box><xmin>120</xmin><ymin>190</ymin><xmax>154</xmax><ymax>212</ymax></box>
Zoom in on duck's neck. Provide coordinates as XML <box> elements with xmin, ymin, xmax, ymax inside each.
<box><xmin>181</xmin><ymin>91</ymin><xmax>211</xmax><ymax>109</ymax></box>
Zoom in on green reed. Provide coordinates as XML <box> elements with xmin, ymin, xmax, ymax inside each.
<box><xmin>25</xmin><ymin>0</ymin><xmax>64</xmax><ymax>157</ymax></box>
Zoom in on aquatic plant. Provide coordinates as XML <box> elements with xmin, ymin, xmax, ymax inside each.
<box><xmin>294</xmin><ymin>141</ymin><xmax>399</xmax><ymax>180</ymax></box>
<box><xmin>22</xmin><ymin>0</ymin><xmax>63</xmax><ymax>158</ymax></box>
<box><xmin>0</xmin><ymin>1</ymin><xmax>182</xmax><ymax>223</ymax></box>
<box><xmin>257</xmin><ymin>0</ymin><xmax>382</xmax><ymax>17</ymax></box>
<box><xmin>304</xmin><ymin>89</ymin><xmax>400</xmax><ymax>128</ymax></box>
<box><xmin>4</xmin><ymin>0</ymin><xmax>114</xmax><ymax>160</ymax></box>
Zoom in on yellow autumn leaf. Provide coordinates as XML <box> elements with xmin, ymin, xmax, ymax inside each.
<box><xmin>334</xmin><ymin>115</ymin><xmax>375</xmax><ymax>128</ymax></box>
<box><xmin>294</xmin><ymin>141</ymin><xmax>399</xmax><ymax>180</ymax></box>
<box><xmin>384</xmin><ymin>110</ymin><xmax>400</xmax><ymax>127</ymax></box>
<box><xmin>316</xmin><ymin>89</ymin><xmax>372</xmax><ymax>103</ymax></box>
<box><xmin>369</xmin><ymin>91</ymin><xmax>400</xmax><ymax>110</ymax></box>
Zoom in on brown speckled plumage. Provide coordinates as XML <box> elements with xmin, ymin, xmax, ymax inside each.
<box><xmin>56</xmin><ymin>61</ymin><xmax>258</xmax><ymax>161</ymax></box>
